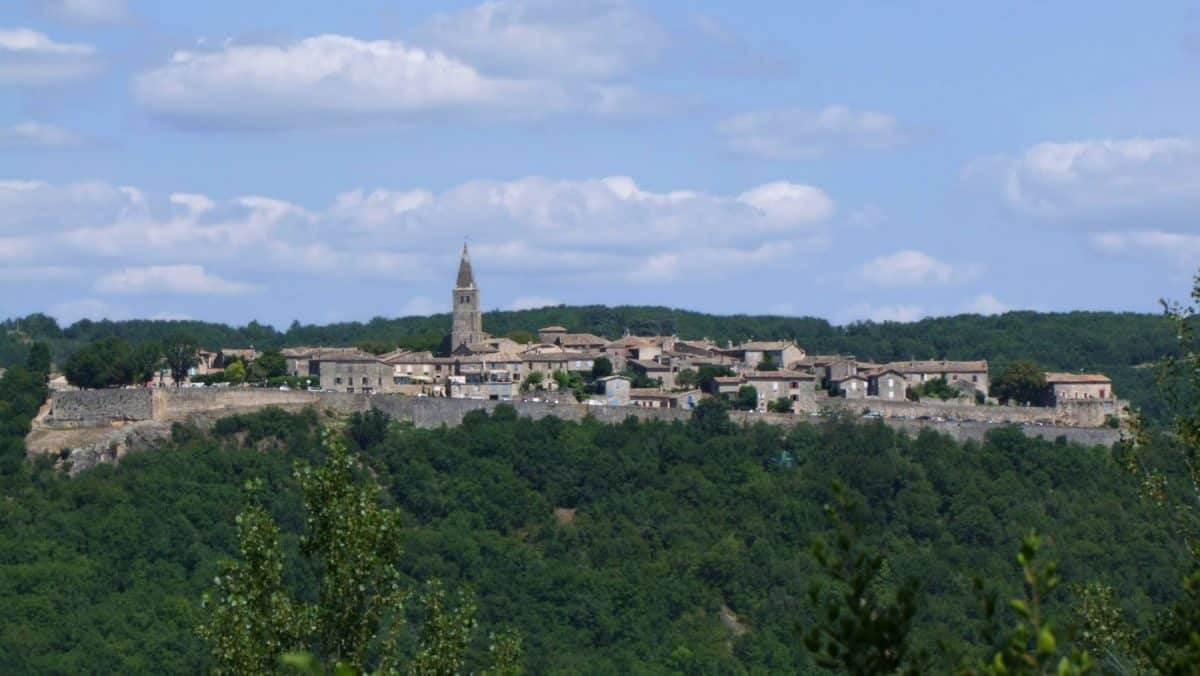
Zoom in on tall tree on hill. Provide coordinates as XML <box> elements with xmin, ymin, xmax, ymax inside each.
<box><xmin>25</xmin><ymin>342</ymin><xmax>51</xmax><ymax>382</ymax></box>
<box><xmin>163</xmin><ymin>333</ymin><xmax>198</xmax><ymax>386</ymax></box>
<box><xmin>129</xmin><ymin>342</ymin><xmax>163</xmax><ymax>385</ymax></box>
<box><xmin>199</xmin><ymin>429</ymin><xmax>521</xmax><ymax>674</ymax></box>
<box><xmin>992</xmin><ymin>361</ymin><xmax>1048</xmax><ymax>405</ymax></box>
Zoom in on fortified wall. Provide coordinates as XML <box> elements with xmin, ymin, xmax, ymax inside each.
<box><xmin>41</xmin><ymin>388</ymin><xmax>1123</xmax><ymax>452</ymax></box>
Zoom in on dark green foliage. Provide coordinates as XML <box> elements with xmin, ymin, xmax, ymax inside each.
<box><xmin>164</xmin><ymin>333</ymin><xmax>199</xmax><ymax>385</ymax></box>
<box><xmin>0</xmin><ymin>371</ymin><xmax>1194</xmax><ymax>671</ymax></box>
<box><xmin>966</xmin><ymin>532</ymin><xmax>1095</xmax><ymax>674</ymax></box>
<box><xmin>992</xmin><ymin>361</ymin><xmax>1050</xmax><ymax>406</ymax></box>
<box><xmin>768</xmin><ymin>396</ymin><xmax>793</xmax><ymax>413</ymax></box>
<box><xmin>63</xmin><ymin>336</ymin><xmax>138</xmax><ymax>388</ymax></box>
<box><xmin>804</xmin><ymin>484</ymin><xmax>922</xmax><ymax>675</ymax></box>
<box><xmin>346</xmin><ymin>409</ymin><xmax>390</xmax><ymax>450</ymax></box>
<box><xmin>735</xmin><ymin>384</ymin><xmax>758</xmax><ymax>410</ymax></box>
<box><xmin>25</xmin><ymin>342</ymin><xmax>51</xmax><ymax>381</ymax></box>
<box><xmin>590</xmin><ymin>356</ymin><xmax>613</xmax><ymax>379</ymax></box>
<box><xmin>696</xmin><ymin>364</ymin><xmax>735</xmax><ymax>394</ymax></box>
<box><xmin>253</xmin><ymin>349</ymin><xmax>288</xmax><ymax>379</ymax></box>
<box><xmin>912</xmin><ymin>376</ymin><xmax>960</xmax><ymax>401</ymax></box>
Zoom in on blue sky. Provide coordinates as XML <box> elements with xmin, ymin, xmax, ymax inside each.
<box><xmin>2</xmin><ymin>0</ymin><xmax>1199</xmax><ymax>327</ymax></box>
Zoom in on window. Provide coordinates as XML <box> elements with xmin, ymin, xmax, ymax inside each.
<box><xmin>887</xmin><ymin>378</ymin><xmax>894</xmax><ymax>388</ymax></box>
<box><xmin>972</xmin><ymin>375</ymin><xmax>978</xmax><ymax>382</ymax></box>
<box><xmin>361</xmin><ymin>377</ymin><xmax>368</xmax><ymax>385</ymax></box>
<box><xmin>335</xmin><ymin>377</ymin><xmax>342</xmax><ymax>385</ymax></box>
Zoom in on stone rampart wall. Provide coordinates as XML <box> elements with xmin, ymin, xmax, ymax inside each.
<box><xmin>820</xmin><ymin>396</ymin><xmax>1119</xmax><ymax>427</ymax></box>
<box><xmin>49</xmin><ymin>389</ymin><xmax>153</xmax><ymax>424</ymax></box>
<box><xmin>153</xmin><ymin>388</ymin><xmax>369</xmax><ymax>420</ymax></box>
<box><xmin>45</xmin><ymin>388</ymin><xmax>1122</xmax><ymax>448</ymax></box>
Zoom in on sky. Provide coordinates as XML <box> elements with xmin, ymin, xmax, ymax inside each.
<box><xmin>1</xmin><ymin>0</ymin><xmax>1200</xmax><ymax>328</ymax></box>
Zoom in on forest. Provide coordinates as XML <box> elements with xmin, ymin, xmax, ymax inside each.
<box><xmin>0</xmin><ymin>307</ymin><xmax>1178</xmax><ymax>419</ymax></box>
<box><xmin>0</xmin><ymin>362</ymin><xmax>1196</xmax><ymax>671</ymax></box>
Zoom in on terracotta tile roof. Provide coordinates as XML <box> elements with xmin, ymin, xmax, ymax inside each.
<box><xmin>558</xmin><ymin>333</ymin><xmax>608</xmax><ymax>346</ymax></box>
<box><xmin>1045</xmin><ymin>372</ymin><xmax>1111</xmax><ymax>384</ymax></box>
<box><xmin>630</xmin><ymin>359</ymin><xmax>670</xmax><ymax>370</ymax></box>
<box><xmin>630</xmin><ymin>388</ymin><xmax>700</xmax><ymax>399</ymax></box>
<box><xmin>521</xmin><ymin>352</ymin><xmax>599</xmax><ymax>363</ymax></box>
<box><xmin>738</xmin><ymin>340</ymin><xmax>800</xmax><ymax>351</ymax></box>
<box><xmin>793</xmin><ymin>354</ymin><xmax>849</xmax><ymax>366</ymax></box>
<box><xmin>605</xmin><ymin>335</ymin><xmax>652</xmax><ymax>348</ymax></box>
<box><xmin>745</xmin><ymin>369</ymin><xmax>815</xmax><ymax>379</ymax></box>
<box><xmin>884</xmin><ymin>360</ymin><xmax>988</xmax><ymax>374</ymax></box>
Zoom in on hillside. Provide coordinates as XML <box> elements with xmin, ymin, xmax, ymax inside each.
<box><xmin>0</xmin><ymin>308</ymin><xmax>1177</xmax><ymax>419</ymax></box>
<box><xmin>0</xmin><ymin>368</ymin><xmax>1194</xmax><ymax>671</ymax></box>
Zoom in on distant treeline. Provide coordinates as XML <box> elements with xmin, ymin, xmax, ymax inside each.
<box><xmin>0</xmin><ymin>307</ymin><xmax>1177</xmax><ymax>418</ymax></box>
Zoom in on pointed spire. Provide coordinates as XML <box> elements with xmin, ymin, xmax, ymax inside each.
<box><xmin>456</xmin><ymin>242</ymin><xmax>475</xmax><ymax>288</ymax></box>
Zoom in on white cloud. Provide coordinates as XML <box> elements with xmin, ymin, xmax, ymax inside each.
<box><xmin>842</xmin><ymin>303</ymin><xmax>926</xmax><ymax>324</ymax></box>
<box><xmin>95</xmin><ymin>265</ymin><xmax>256</xmax><ymax>295</ymax></box>
<box><xmin>509</xmin><ymin>296</ymin><xmax>560</xmax><ymax>310</ymax></box>
<box><xmin>423</xmin><ymin>0</ymin><xmax>663</xmax><ymax>79</ymax></box>
<box><xmin>0</xmin><ymin>28</ymin><xmax>99</xmax><ymax>85</ymax></box>
<box><xmin>0</xmin><ymin>121</ymin><xmax>82</xmax><ymax>149</ymax></box>
<box><xmin>964</xmin><ymin>293</ymin><xmax>1010</xmax><ymax>316</ymax></box>
<box><xmin>718</xmin><ymin>105</ymin><xmax>909</xmax><ymax>160</ymax></box>
<box><xmin>34</xmin><ymin>0</ymin><xmax>129</xmax><ymax>24</ymax></box>
<box><xmin>2</xmin><ymin>174</ymin><xmax>835</xmax><ymax>306</ymax></box>
<box><xmin>857</xmin><ymin>250</ymin><xmax>980</xmax><ymax>288</ymax></box>
<box><xmin>966</xmin><ymin>136</ymin><xmax>1200</xmax><ymax>227</ymax></box>
<box><xmin>1092</xmin><ymin>230</ymin><xmax>1200</xmax><ymax>269</ymax></box>
<box><xmin>134</xmin><ymin>34</ymin><xmax>641</xmax><ymax>130</ymax></box>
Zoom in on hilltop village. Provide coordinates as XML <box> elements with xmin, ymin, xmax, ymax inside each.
<box><xmin>182</xmin><ymin>246</ymin><xmax>1122</xmax><ymax>425</ymax></box>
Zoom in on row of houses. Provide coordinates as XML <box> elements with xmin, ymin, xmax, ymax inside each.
<box><xmin>187</xmin><ymin>328</ymin><xmax>1114</xmax><ymax>415</ymax></box>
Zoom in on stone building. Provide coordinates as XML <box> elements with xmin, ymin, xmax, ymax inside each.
<box><xmin>316</xmin><ymin>352</ymin><xmax>394</xmax><ymax>393</ymax></box>
<box><xmin>451</xmin><ymin>243</ymin><xmax>486</xmax><ymax>351</ymax></box>
<box><xmin>630</xmin><ymin>388</ymin><xmax>701</xmax><ymax>409</ymax></box>
<box><xmin>724</xmin><ymin>341</ymin><xmax>806</xmax><ymax>370</ymax></box>
<box><xmin>832</xmin><ymin>374</ymin><xmax>869</xmax><ymax>399</ymax></box>
<box><xmin>1044</xmin><ymin>373</ymin><xmax>1113</xmax><ymax>403</ymax></box>
<box><xmin>596</xmin><ymin>375</ymin><xmax>632</xmax><ymax>406</ymax></box>
<box><xmin>866</xmin><ymin>368</ymin><xmax>909</xmax><ymax>401</ymax></box>
<box><xmin>884</xmin><ymin>360</ymin><xmax>989</xmax><ymax>398</ymax></box>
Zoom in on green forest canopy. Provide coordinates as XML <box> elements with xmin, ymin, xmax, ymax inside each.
<box><xmin>0</xmin><ymin>383</ymin><xmax>1193</xmax><ymax>671</ymax></box>
<box><xmin>0</xmin><ymin>307</ymin><xmax>1177</xmax><ymax>418</ymax></box>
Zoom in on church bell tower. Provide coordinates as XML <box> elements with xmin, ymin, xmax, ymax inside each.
<box><xmin>450</xmin><ymin>243</ymin><xmax>483</xmax><ymax>350</ymax></box>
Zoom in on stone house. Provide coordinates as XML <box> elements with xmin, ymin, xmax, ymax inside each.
<box><xmin>866</xmin><ymin>368</ymin><xmax>909</xmax><ymax>401</ymax></box>
<box><xmin>726</xmin><ymin>341</ymin><xmax>806</xmax><ymax>370</ymax></box>
<box><xmin>448</xmin><ymin>368</ymin><xmax>519</xmax><ymax>400</ymax></box>
<box><xmin>627</xmin><ymin>358</ymin><xmax>675</xmax><ymax>390</ymax></box>
<box><xmin>603</xmin><ymin>335</ymin><xmax>661</xmax><ymax>369</ymax></box>
<box><xmin>316</xmin><ymin>353</ymin><xmax>394</xmax><ymax>393</ymax></box>
<box><xmin>832</xmin><ymin>374</ymin><xmax>870</xmax><ymax>399</ymax></box>
<box><xmin>537</xmin><ymin>326</ymin><xmax>608</xmax><ymax>351</ymax></box>
<box><xmin>521</xmin><ymin>352</ymin><xmax>598</xmax><ymax>381</ymax></box>
<box><xmin>743</xmin><ymin>369</ymin><xmax>819</xmax><ymax>411</ymax></box>
<box><xmin>596</xmin><ymin>375</ymin><xmax>632</xmax><ymax>406</ymax></box>
<box><xmin>387</xmin><ymin>351</ymin><xmax>457</xmax><ymax>389</ymax></box>
<box><xmin>630</xmin><ymin>388</ymin><xmax>701</xmax><ymax>409</ymax></box>
<box><xmin>1044</xmin><ymin>373</ymin><xmax>1114</xmax><ymax>403</ymax></box>
<box><xmin>884</xmin><ymin>360</ymin><xmax>989</xmax><ymax>398</ymax></box>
